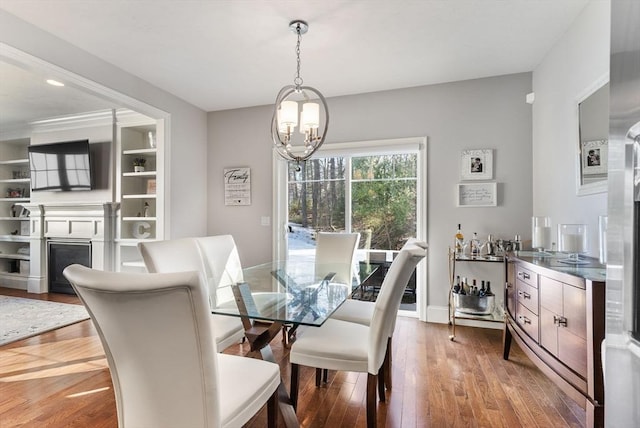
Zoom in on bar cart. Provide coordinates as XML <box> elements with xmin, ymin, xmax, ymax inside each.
<box><xmin>447</xmin><ymin>247</ymin><xmax>505</xmax><ymax>340</ymax></box>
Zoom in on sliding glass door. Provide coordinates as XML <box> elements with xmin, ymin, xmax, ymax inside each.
<box><xmin>275</xmin><ymin>137</ymin><xmax>427</xmax><ymax>316</ymax></box>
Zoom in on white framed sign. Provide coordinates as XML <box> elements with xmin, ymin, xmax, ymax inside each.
<box><xmin>224</xmin><ymin>167</ymin><xmax>251</xmax><ymax>206</ymax></box>
<box><xmin>460</xmin><ymin>149</ymin><xmax>493</xmax><ymax>180</ymax></box>
<box><xmin>457</xmin><ymin>182</ymin><xmax>497</xmax><ymax>207</ymax></box>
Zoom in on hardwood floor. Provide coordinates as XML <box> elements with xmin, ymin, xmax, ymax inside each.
<box><xmin>0</xmin><ymin>288</ymin><xmax>586</xmax><ymax>427</ymax></box>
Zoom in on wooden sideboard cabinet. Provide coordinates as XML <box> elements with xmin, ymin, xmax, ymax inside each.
<box><xmin>503</xmin><ymin>253</ymin><xmax>605</xmax><ymax>428</ymax></box>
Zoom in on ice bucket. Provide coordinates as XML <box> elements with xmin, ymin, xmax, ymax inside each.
<box><xmin>452</xmin><ymin>293</ymin><xmax>495</xmax><ymax>315</ymax></box>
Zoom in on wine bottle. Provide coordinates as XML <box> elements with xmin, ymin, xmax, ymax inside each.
<box><xmin>471</xmin><ymin>232</ymin><xmax>480</xmax><ymax>256</ymax></box>
<box><xmin>486</xmin><ymin>281</ymin><xmax>493</xmax><ymax>296</ymax></box>
<box><xmin>455</xmin><ymin>224</ymin><xmax>464</xmax><ymax>255</ymax></box>
<box><xmin>453</xmin><ymin>275</ymin><xmax>461</xmax><ymax>293</ymax></box>
<box><xmin>460</xmin><ymin>277</ymin><xmax>467</xmax><ymax>295</ymax></box>
<box><xmin>479</xmin><ymin>280</ymin><xmax>486</xmax><ymax>297</ymax></box>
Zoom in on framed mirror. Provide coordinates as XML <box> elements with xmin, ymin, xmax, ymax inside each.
<box><xmin>576</xmin><ymin>74</ymin><xmax>609</xmax><ymax>196</ymax></box>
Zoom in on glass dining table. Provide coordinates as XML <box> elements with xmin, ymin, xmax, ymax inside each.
<box><xmin>211</xmin><ymin>260</ymin><xmax>378</xmax><ymax>428</ymax></box>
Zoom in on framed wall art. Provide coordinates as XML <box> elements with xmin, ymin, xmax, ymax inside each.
<box><xmin>460</xmin><ymin>149</ymin><xmax>493</xmax><ymax>180</ymax></box>
<box><xmin>224</xmin><ymin>167</ymin><xmax>251</xmax><ymax>206</ymax></box>
<box><xmin>457</xmin><ymin>182</ymin><xmax>497</xmax><ymax>207</ymax></box>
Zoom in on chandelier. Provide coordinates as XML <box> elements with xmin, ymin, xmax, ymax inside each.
<box><xmin>271</xmin><ymin>20</ymin><xmax>329</xmax><ymax>166</ymax></box>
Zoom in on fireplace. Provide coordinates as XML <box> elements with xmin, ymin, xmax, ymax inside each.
<box><xmin>48</xmin><ymin>240</ymin><xmax>91</xmax><ymax>295</ymax></box>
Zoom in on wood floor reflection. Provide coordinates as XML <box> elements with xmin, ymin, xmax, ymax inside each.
<box><xmin>0</xmin><ymin>288</ymin><xmax>585</xmax><ymax>427</ymax></box>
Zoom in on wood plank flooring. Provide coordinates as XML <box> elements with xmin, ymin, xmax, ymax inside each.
<box><xmin>0</xmin><ymin>288</ymin><xmax>585</xmax><ymax>427</ymax></box>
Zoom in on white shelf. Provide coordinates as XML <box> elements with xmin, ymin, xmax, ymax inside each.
<box><xmin>0</xmin><ymin>235</ymin><xmax>30</xmax><ymax>242</ymax></box>
<box><xmin>0</xmin><ymin>178</ymin><xmax>30</xmax><ymax>184</ymax></box>
<box><xmin>0</xmin><ymin>253</ymin><xmax>30</xmax><ymax>260</ymax></box>
<box><xmin>122</xmin><ymin>148</ymin><xmax>157</xmax><ymax>155</ymax></box>
<box><xmin>0</xmin><ymin>159</ymin><xmax>28</xmax><ymax>166</ymax></box>
<box><xmin>122</xmin><ymin>171</ymin><xmax>156</xmax><ymax>177</ymax></box>
<box><xmin>0</xmin><ymin>271</ymin><xmax>29</xmax><ymax>278</ymax></box>
<box><xmin>122</xmin><ymin>217</ymin><xmax>157</xmax><ymax>221</ymax></box>
<box><xmin>122</xmin><ymin>261</ymin><xmax>146</xmax><ymax>268</ymax></box>
<box><xmin>0</xmin><ymin>217</ymin><xmax>29</xmax><ymax>221</ymax></box>
<box><xmin>116</xmin><ymin>238</ymin><xmax>156</xmax><ymax>246</ymax></box>
<box><xmin>0</xmin><ymin>198</ymin><xmax>29</xmax><ymax>202</ymax></box>
<box><xmin>122</xmin><ymin>194</ymin><xmax>157</xmax><ymax>199</ymax></box>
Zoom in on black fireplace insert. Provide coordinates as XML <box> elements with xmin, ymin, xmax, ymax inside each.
<box><xmin>48</xmin><ymin>240</ymin><xmax>91</xmax><ymax>295</ymax></box>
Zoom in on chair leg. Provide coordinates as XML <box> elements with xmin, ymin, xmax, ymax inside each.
<box><xmin>267</xmin><ymin>390</ymin><xmax>278</xmax><ymax>428</ymax></box>
<box><xmin>290</xmin><ymin>363</ymin><xmax>299</xmax><ymax>410</ymax></box>
<box><xmin>384</xmin><ymin>337</ymin><xmax>392</xmax><ymax>390</ymax></box>
<box><xmin>315</xmin><ymin>368</ymin><xmax>322</xmax><ymax>386</ymax></box>
<box><xmin>323</xmin><ymin>368</ymin><xmax>328</xmax><ymax>383</ymax></box>
<box><xmin>366</xmin><ymin>373</ymin><xmax>378</xmax><ymax>428</ymax></box>
<box><xmin>377</xmin><ymin>364</ymin><xmax>385</xmax><ymax>403</ymax></box>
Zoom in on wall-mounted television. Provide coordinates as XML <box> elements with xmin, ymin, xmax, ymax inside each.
<box><xmin>28</xmin><ymin>140</ymin><xmax>93</xmax><ymax>192</ymax></box>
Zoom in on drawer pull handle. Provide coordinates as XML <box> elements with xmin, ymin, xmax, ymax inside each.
<box><xmin>553</xmin><ymin>315</ymin><xmax>568</xmax><ymax>326</ymax></box>
<box><xmin>519</xmin><ymin>315</ymin><xmax>531</xmax><ymax>325</ymax></box>
<box><xmin>518</xmin><ymin>271</ymin><xmax>531</xmax><ymax>280</ymax></box>
<box><xmin>517</xmin><ymin>291</ymin><xmax>531</xmax><ymax>299</ymax></box>
<box><xmin>506</xmin><ymin>283</ymin><xmax>512</xmax><ymax>289</ymax></box>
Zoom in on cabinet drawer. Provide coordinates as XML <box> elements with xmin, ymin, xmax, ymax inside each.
<box><xmin>516</xmin><ymin>265</ymin><xmax>537</xmax><ymax>288</ymax></box>
<box><xmin>517</xmin><ymin>280</ymin><xmax>539</xmax><ymax>315</ymax></box>
<box><xmin>516</xmin><ymin>303</ymin><xmax>539</xmax><ymax>342</ymax></box>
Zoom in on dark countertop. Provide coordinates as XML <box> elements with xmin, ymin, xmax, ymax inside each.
<box><xmin>508</xmin><ymin>251</ymin><xmax>606</xmax><ymax>282</ymax></box>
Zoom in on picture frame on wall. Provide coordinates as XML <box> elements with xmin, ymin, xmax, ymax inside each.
<box><xmin>457</xmin><ymin>182</ymin><xmax>498</xmax><ymax>207</ymax></box>
<box><xmin>224</xmin><ymin>167</ymin><xmax>251</xmax><ymax>206</ymax></box>
<box><xmin>581</xmin><ymin>139</ymin><xmax>608</xmax><ymax>176</ymax></box>
<box><xmin>460</xmin><ymin>149</ymin><xmax>493</xmax><ymax>180</ymax></box>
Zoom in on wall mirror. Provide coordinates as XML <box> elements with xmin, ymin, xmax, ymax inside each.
<box><xmin>576</xmin><ymin>75</ymin><xmax>609</xmax><ymax>196</ymax></box>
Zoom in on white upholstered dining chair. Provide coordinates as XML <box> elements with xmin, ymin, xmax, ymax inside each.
<box><xmin>314</xmin><ymin>232</ymin><xmax>360</xmax><ymax>285</ymax></box>
<box><xmin>138</xmin><ymin>237</ymin><xmax>245</xmax><ymax>351</ymax></box>
<box><xmin>289</xmin><ymin>240</ymin><xmax>426</xmax><ymax>428</ymax></box>
<box><xmin>63</xmin><ymin>264</ymin><xmax>280</xmax><ymax>428</ymax></box>
<box><xmin>330</xmin><ymin>238</ymin><xmax>428</xmax><ymax>389</ymax></box>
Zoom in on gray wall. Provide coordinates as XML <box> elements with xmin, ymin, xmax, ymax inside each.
<box><xmin>208</xmin><ymin>72</ymin><xmax>533</xmax><ymax>321</ymax></box>
<box><xmin>0</xmin><ymin>10</ymin><xmax>209</xmax><ymax>239</ymax></box>
<box><xmin>532</xmin><ymin>0</ymin><xmax>609</xmax><ymax>256</ymax></box>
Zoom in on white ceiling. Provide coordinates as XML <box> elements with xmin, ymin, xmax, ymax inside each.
<box><xmin>0</xmin><ymin>0</ymin><xmax>590</xmax><ymax>127</ymax></box>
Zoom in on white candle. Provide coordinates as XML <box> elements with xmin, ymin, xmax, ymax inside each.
<box><xmin>561</xmin><ymin>233</ymin><xmax>585</xmax><ymax>253</ymax></box>
<box><xmin>533</xmin><ymin>226</ymin><xmax>552</xmax><ymax>249</ymax></box>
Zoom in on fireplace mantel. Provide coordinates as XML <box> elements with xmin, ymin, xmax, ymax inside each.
<box><xmin>22</xmin><ymin>202</ymin><xmax>119</xmax><ymax>293</ymax></box>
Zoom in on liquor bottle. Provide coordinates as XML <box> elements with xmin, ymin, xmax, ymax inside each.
<box><xmin>455</xmin><ymin>224</ymin><xmax>464</xmax><ymax>255</ymax></box>
<box><xmin>453</xmin><ymin>275</ymin><xmax>461</xmax><ymax>293</ymax></box>
<box><xmin>460</xmin><ymin>277</ymin><xmax>467</xmax><ymax>295</ymax></box>
<box><xmin>471</xmin><ymin>232</ymin><xmax>480</xmax><ymax>256</ymax></box>
<box><xmin>472</xmin><ymin>279</ymin><xmax>477</xmax><ymax>292</ymax></box>
<box><xmin>479</xmin><ymin>280</ymin><xmax>486</xmax><ymax>297</ymax></box>
<box><xmin>486</xmin><ymin>281</ymin><xmax>493</xmax><ymax>296</ymax></box>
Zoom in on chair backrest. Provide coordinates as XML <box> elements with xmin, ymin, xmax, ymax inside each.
<box><xmin>139</xmin><ymin>238</ymin><xmax>216</xmax><ymax>306</ymax></box>
<box><xmin>138</xmin><ymin>237</ymin><xmax>209</xmax><ymax>276</ymax></box>
<box><xmin>195</xmin><ymin>235</ymin><xmax>244</xmax><ymax>306</ymax></box>
<box><xmin>367</xmin><ymin>239</ymin><xmax>426</xmax><ymax>373</ymax></box>
<box><xmin>63</xmin><ymin>264</ymin><xmax>222</xmax><ymax>428</ymax></box>
<box><xmin>315</xmin><ymin>232</ymin><xmax>360</xmax><ymax>285</ymax></box>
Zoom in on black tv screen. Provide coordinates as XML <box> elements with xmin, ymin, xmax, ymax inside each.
<box><xmin>28</xmin><ymin>140</ymin><xmax>93</xmax><ymax>192</ymax></box>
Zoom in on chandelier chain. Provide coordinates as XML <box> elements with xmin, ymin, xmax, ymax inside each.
<box><xmin>294</xmin><ymin>26</ymin><xmax>303</xmax><ymax>89</ymax></box>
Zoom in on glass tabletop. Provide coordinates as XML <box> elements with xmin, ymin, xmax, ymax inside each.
<box><xmin>212</xmin><ymin>260</ymin><xmax>377</xmax><ymax>327</ymax></box>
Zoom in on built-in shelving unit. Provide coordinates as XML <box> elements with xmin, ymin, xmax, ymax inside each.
<box><xmin>115</xmin><ymin>110</ymin><xmax>164</xmax><ymax>272</ymax></box>
<box><xmin>0</xmin><ymin>138</ymin><xmax>31</xmax><ymax>288</ymax></box>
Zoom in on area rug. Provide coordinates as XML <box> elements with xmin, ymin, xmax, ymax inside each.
<box><xmin>0</xmin><ymin>295</ymin><xmax>89</xmax><ymax>346</ymax></box>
